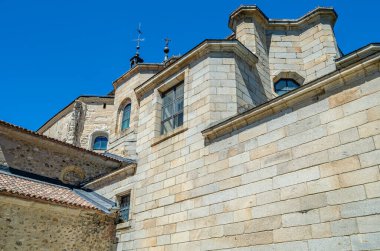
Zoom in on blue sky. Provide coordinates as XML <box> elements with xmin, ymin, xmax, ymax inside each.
<box><xmin>0</xmin><ymin>0</ymin><xmax>379</xmax><ymax>130</ymax></box>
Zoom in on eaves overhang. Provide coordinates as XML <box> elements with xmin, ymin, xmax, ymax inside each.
<box><xmin>228</xmin><ymin>5</ymin><xmax>337</xmax><ymax>30</ymax></box>
<box><xmin>134</xmin><ymin>39</ymin><xmax>258</xmax><ymax>99</ymax></box>
<box><xmin>202</xmin><ymin>43</ymin><xmax>380</xmax><ymax>141</ymax></box>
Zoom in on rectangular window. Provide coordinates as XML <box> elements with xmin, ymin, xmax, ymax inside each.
<box><xmin>119</xmin><ymin>194</ymin><xmax>130</xmax><ymax>222</ymax></box>
<box><xmin>161</xmin><ymin>82</ymin><xmax>184</xmax><ymax>134</ymax></box>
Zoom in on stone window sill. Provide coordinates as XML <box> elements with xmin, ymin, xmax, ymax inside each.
<box><xmin>116</xmin><ymin>221</ymin><xmax>131</xmax><ymax>230</ymax></box>
<box><xmin>151</xmin><ymin>126</ymin><xmax>188</xmax><ymax>147</ymax></box>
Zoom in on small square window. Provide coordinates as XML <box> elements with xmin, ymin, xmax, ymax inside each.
<box><xmin>119</xmin><ymin>194</ymin><xmax>131</xmax><ymax>222</ymax></box>
<box><xmin>161</xmin><ymin>82</ymin><xmax>184</xmax><ymax>134</ymax></box>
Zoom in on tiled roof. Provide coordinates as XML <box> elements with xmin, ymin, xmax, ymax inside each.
<box><xmin>0</xmin><ymin>169</ymin><xmax>97</xmax><ymax>210</ymax></box>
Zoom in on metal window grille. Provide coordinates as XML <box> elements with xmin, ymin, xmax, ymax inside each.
<box><xmin>119</xmin><ymin>194</ymin><xmax>130</xmax><ymax>222</ymax></box>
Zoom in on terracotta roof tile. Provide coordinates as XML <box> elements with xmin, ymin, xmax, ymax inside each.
<box><xmin>0</xmin><ymin>172</ymin><xmax>97</xmax><ymax>210</ymax></box>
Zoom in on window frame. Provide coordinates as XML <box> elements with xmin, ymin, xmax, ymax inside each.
<box><xmin>160</xmin><ymin>82</ymin><xmax>184</xmax><ymax>135</ymax></box>
<box><xmin>118</xmin><ymin>193</ymin><xmax>131</xmax><ymax>222</ymax></box>
<box><xmin>92</xmin><ymin>136</ymin><xmax>108</xmax><ymax>150</ymax></box>
<box><xmin>274</xmin><ymin>78</ymin><xmax>300</xmax><ymax>96</ymax></box>
<box><xmin>121</xmin><ymin>103</ymin><xmax>132</xmax><ymax>131</ymax></box>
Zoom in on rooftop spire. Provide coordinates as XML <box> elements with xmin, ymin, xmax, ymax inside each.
<box><xmin>163</xmin><ymin>37</ymin><xmax>171</xmax><ymax>62</ymax></box>
<box><xmin>130</xmin><ymin>23</ymin><xmax>144</xmax><ymax>68</ymax></box>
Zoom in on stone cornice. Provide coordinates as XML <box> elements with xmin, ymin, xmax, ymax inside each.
<box><xmin>229</xmin><ymin>6</ymin><xmax>337</xmax><ymax>30</ymax></box>
<box><xmin>112</xmin><ymin>64</ymin><xmax>164</xmax><ymax>90</ymax></box>
<box><xmin>134</xmin><ymin>39</ymin><xmax>258</xmax><ymax>99</ymax></box>
<box><xmin>202</xmin><ymin>45</ymin><xmax>380</xmax><ymax>141</ymax></box>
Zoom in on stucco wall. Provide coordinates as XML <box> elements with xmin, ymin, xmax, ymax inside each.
<box><xmin>0</xmin><ymin>195</ymin><xmax>115</xmax><ymax>251</ymax></box>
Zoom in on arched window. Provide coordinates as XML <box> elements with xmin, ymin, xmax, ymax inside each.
<box><xmin>121</xmin><ymin>103</ymin><xmax>131</xmax><ymax>131</ymax></box>
<box><xmin>274</xmin><ymin>79</ymin><xmax>300</xmax><ymax>96</ymax></box>
<box><xmin>93</xmin><ymin>136</ymin><xmax>108</xmax><ymax>150</ymax></box>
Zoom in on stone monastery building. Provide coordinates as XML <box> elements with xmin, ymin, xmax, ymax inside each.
<box><xmin>1</xmin><ymin>5</ymin><xmax>380</xmax><ymax>251</ymax></box>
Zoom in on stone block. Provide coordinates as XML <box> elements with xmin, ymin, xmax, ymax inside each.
<box><xmin>278</xmin><ymin>125</ymin><xmax>327</xmax><ymax>151</ymax></box>
<box><xmin>282</xmin><ymin>209</ymin><xmax>320</xmax><ymax>227</ymax></box>
<box><xmin>328</xmin><ymin>87</ymin><xmax>361</xmax><ymax>108</ymax></box>
<box><xmin>300</xmin><ymin>193</ymin><xmax>327</xmax><ymax>211</ymax></box>
<box><xmin>340</xmin><ymin>198</ymin><xmax>380</xmax><ymax>218</ymax></box>
<box><xmin>235</xmin><ymin>231</ymin><xmax>274</xmax><ymax>247</ymax></box>
<box><xmin>351</xmin><ymin>233</ymin><xmax>380</xmax><ymax>251</ymax></box>
<box><xmin>327</xmin><ymin>111</ymin><xmax>367</xmax><ymax>134</ymax></box>
<box><xmin>339</xmin><ymin>127</ymin><xmax>359</xmax><ymax>144</ymax></box>
<box><xmin>238</xmin><ymin>123</ymin><xmax>267</xmax><ymax>143</ymax></box>
<box><xmin>307</xmin><ymin>175</ymin><xmax>340</xmax><ymax>194</ymax></box>
<box><xmin>286</xmin><ymin>115</ymin><xmax>321</xmax><ymax>136</ymax></box>
<box><xmin>367</xmin><ymin>105</ymin><xmax>380</xmax><ymax>121</ymax></box>
<box><xmin>245</xmin><ymin>215</ymin><xmax>282</xmax><ymax>233</ymax></box>
<box><xmin>292</xmin><ymin>134</ymin><xmax>340</xmax><ymax>159</ymax></box>
<box><xmin>273</xmin><ymin>166</ymin><xmax>320</xmax><ymax>189</ymax></box>
<box><xmin>327</xmin><ymin>185</ymin><xmax>366</xmax><ymax>205</ymax></box>
<box><xmin>257</xmin><ymin>128</ymin><xmax>286</xmax><ymax>146</ymax></box>
<box><xmin>280</xmin><ymin>183</ymin><xmax>308</xmax><ymax>200</ymax></box>
<box><xmin>357</xmin><ymin>214</ymin><xmax>380</xmax><ymax>233</ymax></box>
<box><xmin>359</xmin><ymin>150</ymin><xmax>380</xmax><ymax>168</ymax></box>
<box><xmin>308</xmin><ymin>236</ymin><xmax>351</xmax><ymax>251</ymax></box>
<box><xmin>261</xmin><ymin>150</ymin><xmax>292</xmax><ymax>168</ymax></box>
<box><xmin>319</xmin><ymin>205</ymin><xmax>340</xmax><ymax>222</ymax></box>
<box><xmin>252</xmin><ymin>198</ymin><xmax>300</xmax><ymax>219</ymax></box>
<box><xmin>237</xmin><ymin>179</ymin><xmax>273</xmax><ymax>197</ymax></box>
<box><xmin>267</xmin><ymin>112</ymin><xmax>297</xmax><ymax>131</ymax></box>
<box><xmin>319</xmin><ymin>156</ymin><xmax>361</xmax><ymax>177</ymax></box>
<box><xmin>311</xmin><ymin>222</ymin><xmax>331</xmax><ymax>238</ymax></box>
<box><xmin>273</xmin><ymin>225</ymin><xmax>311</xmax><ymax>242</ymax></box>
<box><xmin>279</xmin><ymin>151</ymin><xmax>329</xmax><ymax>175</ymax></box>
<box><xmin>365</xmin><ymin>181</ymin><xmax>380</xmax><ymax>198</ymax></box>
<box><xmin>331</xmin><ymin>218</ymin><xmax>358</xmax><ymax>236</ymax></box>
<box><xmin>229</xmin><ymin>152</ymin><xmax>250</xmax><ymax>167</ymax></box>
<box><xmin>319</xmin><ymin>107</ymin><xmax>343</xmax><ymax>124</ymax></box>
<box><xmin>250</xmin><ymin>143</ymin><xmax>277</xmax><ymax>160</ymax></box>
<box><xmin>358</xmin><ymin>120</ymin><xmax>380</xmax><ymax>138</ymax></box>
<box><xmin>256</xmin><ymin>189</ymin><xmax>280</xmax><ymax>205</ymax></box>
<box><xmin>272</xmin><ymin>241</ymin><xmax>308</xmax><ymax>251</ymax></box>
<box><xmin>328</xmin><ymin>138</ymin><xmax>375</xmax><ymax>161</ymax></box>
<box><xmin>339</xmin><ymin>166</ymin><xmax>379</xmax><ymax>187</ymax></box>
<box><xmin>343</xmin><ymin>91</ymin><xmax>380</xmax><ymax>116</ymax></box>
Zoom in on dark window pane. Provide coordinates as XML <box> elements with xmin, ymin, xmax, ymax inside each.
<box><xmin>274</xmin><ymin>79</ymin><xmax>299</xmax><ymax>96</ymax></box>
<box><xmin>176</xmin><ymin>83</ymin><xmax>184</xmax><ymax>97</ymax></box>
<box><xmin>121</xmin><ymin>104</ymin><xmax>131</xmax><ymax>130</ymax></box>
<box><xmin>93</xmin><ymin>136</ymin><xmax>108</xmax><ymax>150</ymax></box>
<box><xmin>162</xmin><ymin>91</ymin><xmax>174</xmax><ymax>106</ymax></box>
<box><xmin>161</xmin><ymin>82</ymin><xmax>184</xmax><ymax>134</ymax></box>
<box><xmin>175</xmin><ymin>99</ymin><xmax>184</xmax><ymax>113</ymax></box>
<box><xmin>175</xmin><ymin>113</ymin><xmax>184</xmax><ymax>127</ymax></box>
<box><xmin>119</xmin><ymin>194</ymin><xmax>130</xmax><ymax>222</ymax></box>
<box><xmin>161</xmin><ymin>119</ymin><xmax>174</xmax><ymax>134</ymax></box>
<box><xmin>162</xmin><ymin>104</ymin><xmax>173</xmax><ymax>120</ymax></box>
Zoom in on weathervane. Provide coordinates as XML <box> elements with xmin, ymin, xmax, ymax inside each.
<box><xmin>130</xmin><ymin>23</ymin><xmax>145</xmax><ymax>68</ymax></box>
<box><xmin>133</xmin><ymin>23</ymin><xmax>145</xmax><ymax>54</ymax></box>
<box><xmin>164</xmin><ymin>37</ymin><xmax>171</xmax><ymax>62</ymax></box>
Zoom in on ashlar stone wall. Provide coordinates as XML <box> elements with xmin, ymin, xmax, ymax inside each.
<box><xmin>0</xmin><ymin>195</ymin><xmax>115</xmax><ymax>251</ymax></box>
<box><xmin>95</xmin><ymin>56</ymin><xmax>380</xmax><ymax>250</ymax></box>
<box><xmin>109</xmin><ymin>70</ymin><xmax>158</xmax><ymax>159</ymax></box>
